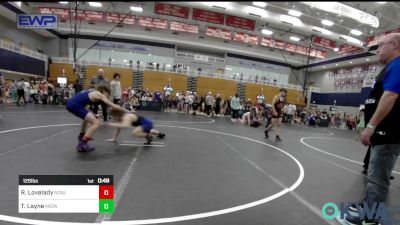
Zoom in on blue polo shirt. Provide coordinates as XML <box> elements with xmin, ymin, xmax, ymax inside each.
<box><xmin>383</xmin><ymin>57</ymin><xmax>400</xmax><ymax>93</ymax></box>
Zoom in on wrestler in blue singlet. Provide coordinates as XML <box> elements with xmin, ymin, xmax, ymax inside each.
<box><xmin>66</xmin><ymin>90</ymin><xmax>94</xmax><ymax>119</ymax></box>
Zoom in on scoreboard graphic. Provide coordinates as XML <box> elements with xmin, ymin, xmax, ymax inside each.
<box><xmin>19</xmin><ymin>175</ymin><xmax>113</xmax><ymax>213</ymax></box>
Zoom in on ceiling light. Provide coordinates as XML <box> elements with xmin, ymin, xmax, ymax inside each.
<box><xmin>126</xmin><ymin>64</ymin><xmax>130</xmax><ymax>66</ymax></box>
<box><xmin>288</xmin><ymin>9</ymin><xmax>302</xmax><ymax>17</ymax></box>
<box><xmin>334</xmin><ymin>47</ymin><xmax>339</xmax><ymax>52</ymax></box>
<box><xmin>341</xmin><ymin>35</ymin><xmax>363</xmax><ymax>45</ymax></box>
<box><xmin>59</xmin><ymin>1</ymin><xmax>68</xmax><ymax>4</ymax></box>
<box><xmin>336</xmin><ymin>64</ymin><xmax>339</xmax><ymax>66</ymax></box>
<box><xmin>290</xmin><ymin>36</ymin><xmax>300</xmax><ymax>42</ymax></box>
<box><xmin>323</xmin><ymin>66</ymin><xmax>326</xmax><ymax>69</ymax></box>
<box><xmin>300</xmin><ymin>2</ymin><xmax>379</xmax><ymax>28</ymax></box>
<box><xmin>88</xmin><ymin>2</ymin><xmax>102</xmax><ymax>7</ymax></box>
<box><xmin>279</xmin><ymin>15</ymin><xmax>303</xmax><ymax>26</ymax></box>
<box><xmin>148</xmin><ymin>54</ymin><xmax>151</xmax><ymax>56</ymax></box>
<box><xmin>245</xmin><ymin>6</ymin><xmax>267</xmax><ymax>17</ymax></box>
<box><xmin>366</xmin><ymin>58</ymin><xmax>370</xmax><ymax>61</ymax></box>
<box><xmin>111</xmin><ymin>59</ymin><xmax>115</xmax><ymax>62</ymax></box>
<box><xmin>203</xmin><ymin>2</ymin><xmax>230</xmax><ymax>10</ymax></box>
<box><xmin>313</xmin><ymin>26</ymin><xmax>332</xmax><ymax>35</ymax></box>
<box><xmin>261</xmin><ymin>29</ymin><xmax>273</xmax><ymax>35</ymax></box>
<box><xmin>226</xmin><ymin>67</ymin><xmax>233</xmax><ymax>71</ymax></box>
<box><xmin>350</xmin><ymin>29</ymin><xmax>362</xmax><ymax>36</ymax></box>
<box><xmin>349</xmin><ymin>62</ymin><xmax>353</xmax><ymax>64</ymax></box>
<box><xmin>123</xmin><ymin>59</ymin><xmax>128</xmax><ymax>62</ymax></box>
<box><xmin>13</xmin><ymin>2</ymin><xmax>21</xmax><ymax>7</ymax></box>
<box><xmin>166</xmin><ymin>64</ymin><xmax>171</xmax><ymax>67</ymax></box>
<box><xmin>130</xmin><ymin>6</ymin><xmax>143</xmax><ymax>12</ymax></box>
<box><xmin>377</xmin><ymin>2</ymin><xmax>386</xmax><ymax>4</ymax></box>
<box><xmin>321</xmin><ymin>19</ymin><xmax>334</xmax><ymax>26</ymax></box>
<box><xmin>252</xmin><ymin>2</ymin><xmax>267</xmax><ymax>8</ymax></box>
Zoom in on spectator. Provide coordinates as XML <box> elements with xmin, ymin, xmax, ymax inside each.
<box><xmin>16</xmin><ymin>78</ymin><xmax>26</xmax><ymax>106</ymax></box>
<box><xmin>110</xmin><ymin>73</ymin><xmax>122</xmax><ymax>104</ymax></box>
<box><xmin>214</xmin><ymin>94</ymin><xmax>222</xmax><ymax>117</ymax></box>
<box><xmin>230</xmin><ymin>94</ymin><xmax>241</xmax><ymax>122</ymax></box>
<box><xmin>286</xmin><ymin>104</ymin><xmax>296</xmax><ymax>124</ymax></box>
<box><xmin>205</xmin><ymin>91</ymin><xmax>214</xmax><ymax>117</ymax></box>
<box><xmin>47</xmin><ymin>81</ymin><xmax>54</xmax><ymax>105</ymax></box>
<box><xmin>73</xmin><ymin>79</ymin><xmax>83</xmax><ymax>94</ymax></box>
<box><xmin>90</xmin><ymin>69</ymin><xmax>109</xmax><ymax>121</ymax></box>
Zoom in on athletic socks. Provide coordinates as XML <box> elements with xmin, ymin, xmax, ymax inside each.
<box><xmin>78</xmin><ymin>132</ymin><xmax>85</xmax><ymax>141</ymax></box>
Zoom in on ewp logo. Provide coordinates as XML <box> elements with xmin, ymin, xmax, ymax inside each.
<box><xmin>17</xmin><ymin>14</ymin><xmax>58</xmax><ymax>29</ymax></box>
<box><xmin>321</xmin><ymin>202</ymin><xmax>400</xmax><ymax>224</ymax></box>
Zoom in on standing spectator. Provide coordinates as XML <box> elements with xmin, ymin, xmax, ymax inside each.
<box><xmin>24</xmin><ymin>79</ymin><xmax>30</xmax><ymax>103</ymax></box>
<box><xmin>163</xmin><ymin>82</ymin><xmax>173</xmax><ymax>112</ymax></box>
<box><xmin>205</xmin><ymin>91</ymin><xmax>214</xmax><ymax>117</ymax></box>
<box><xmin>73</xmin><ymin>79</ymin><xmax>83</xmax><ymax>94</ymax></box>
<box><xmin>90</xmin><ymin>69</ymin><xmax>109</xmax><ymax>121</ymax></box>
<box><xmin>154</xmin><ymin>90</ymin><xmax>162</xmax><ymax>102</ymax></box>
<box><xmin>214</xmin><ymin>94</ymin><xmax>222</xmax><ymax>117</ymax></box>
<box><xmin>110</xmin><ymin>73</ymin><xmax>122</xmax><ymax>104</ymax></box>
<box><xmin>53</xmin><ymin>83</ymin><xmax>62</xmax><ymax>105</ymax></box>
<box><xmin>31</xmin><ymin>81</ymin><xmax>39</xmax><ymax>104</ymax></box>
<box><xmin>286</xmin><ymin>104</ymin><xmax>296</xmax><ymax>124</ymax></box>
<box><xmin>47</xmin><ymin>81</ymin><xmax>54</xmax><ymax>105</ymax></box>
<box><xmin>16</xmin><ymin>78</ymin><xmax>26</xmax><ymax>106</ymax></box>
<box><xmin>11</xmin><ymin>80</ymin><xmax>17</xmax><ymax>103</ymax></box>
<box><xmin>230</xmin><ymin>94</ymin><xmax>241</xmax><ymax>122</ymax></box>
<box><xmin>345</xmin><ymin>33</ymin><xmax>400</xmax><ymax>225</ymax></box>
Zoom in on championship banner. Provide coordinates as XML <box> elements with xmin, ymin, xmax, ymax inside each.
<box><xmin>205</xmin><ymin>26</ymin><xmax>231</xmax><ymax>40</ymax></box>
<box><xmin>138</xmin><ymin>16</ymin><xmax>168</xmax><ymax>29</ymax></box>
<box><xmin>170</xmin><ymin>21</ymin><xmax>198</xmax><ymax>34</ymax></box>
<box><xmin>154</xmin><ymin>2</ymin><xmax>189</xmax><ymax>19</ymax></box>
<box><xmin>338</xmin><ymin>44</ymin><xmax>363</xmax><ymax>56</ymax></box>
<box><xmin>226</xmin><ymin>15</ymin><xmax>255</xmax><ymax>31</ymax></box>
<box><xmin>233</xmin><ymin>32</ymin><xmax>258</xmax><ymax>44</ymax></box>
<box><xmin>313</xmin><ymin>36</ymin><xmax>336</xmax><ymax>50</ymax></box>
<box><xmin>192</xmin><ymin>8</ymin><xmax>225</xmax><ymax>24</ymax></box>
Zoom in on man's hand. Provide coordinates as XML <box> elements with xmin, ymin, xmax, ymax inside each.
<box><xmin>361</xmin><ymin>128</ymin><xmax>374</xmax><ymax>146</ymax></box>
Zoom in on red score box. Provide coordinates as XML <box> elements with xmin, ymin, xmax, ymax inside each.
<box><xmin>99</xmin><ymin>185</ymin><xmax>114</xmax><ymax>199</ymax></box>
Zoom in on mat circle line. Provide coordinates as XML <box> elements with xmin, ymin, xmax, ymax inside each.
<box><xmin>0</xmin><ymin>124</ymin><xmax>304</xmax><ymax>225</ymax></box>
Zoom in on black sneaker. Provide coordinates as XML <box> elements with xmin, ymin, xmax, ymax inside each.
<box><xmin>158</xmin><ymin>133</ymin><xmax>166</xmax><ymax>139</ymax></box>
<box><xmin>264</xmin><ymin>130</ymin><xmax>269</xmax><ymax>138</ymax></box>
<box><xmin>145</xmin><ymin>134</ymin><xmax>153</xmax><ymax>144</ymax></box>
<box><xmin>349</xmin><ymin>203</ymin><xmax>363</xmax><ymax>212</ymax></box>
<box><xmin>275</xmin><ymin>135</ymin><xmax>282</xmax><ymax>142</ymax></box>
<box><xmin>345</xmin><ymin>214</ymin><xmax>379</xmax><ymax>225</ymax></box>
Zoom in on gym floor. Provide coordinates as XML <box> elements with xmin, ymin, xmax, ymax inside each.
<box><xmin>0</xmin><ymin>105</ymin><xmax>399</xmax><ymax>225</ymax></box>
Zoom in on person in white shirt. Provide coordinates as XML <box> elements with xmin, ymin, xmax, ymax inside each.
<box><xmin>110</xmin><ymin>73</ymin><xmax>122</xmax><ymax>104</ymax></box>
<box><xmin>286</xmin><ymin>104</ymin><xmax>296</xmax><ymax>124</ymax></box>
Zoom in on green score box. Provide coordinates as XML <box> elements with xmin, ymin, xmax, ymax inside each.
<box><xmin>99</xmin><ymin>199</ymin><xmax>114</xmax><ymax>213</ymax></box>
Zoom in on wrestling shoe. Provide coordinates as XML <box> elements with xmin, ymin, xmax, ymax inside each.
<box><xmin>76</xmin><ymin>142</ymin><xmax>95</xmax><ymax>152</ymax></box>
<box><xmin>145</xmin><ymin>134</ymin><xmax>153</xmax><ymax>144</ymax></box>
<box><xmin>275</xmin><ymin>135</ymin><xmax>282</xmax><ymax>142</ymax></box>
<box><xmin>264</xmin><ymin>130</ymin><xmax>269</xmax><ymax>138</ymax></box>
<box><xmin>157</xmin><ymin>133</ymin><xmax>166</xmax><ymax>139</ymax></box>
